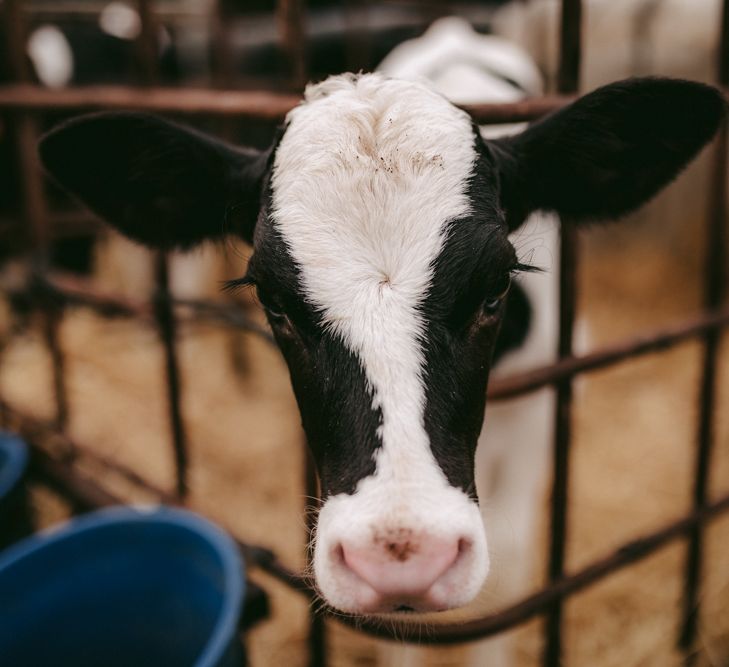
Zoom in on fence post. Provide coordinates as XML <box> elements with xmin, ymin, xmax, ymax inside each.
<box><xmin>135</xmin><ymin>0</ymin><xmax>189</xmax><ymax>499</ymax></box>
<box><xmin>2</xmin><ymin>0</ymin><xmax>70</xmax><ymax>435</ymax></box>
<box><xmin>544</xmin><ymin>1</ymin><xmax>582</xmax><ymax>666</ymax></box>
<box><xmin>678</xmin><ymin>0</ymin><xmax>729</xmax><ymax>661</ymax></box>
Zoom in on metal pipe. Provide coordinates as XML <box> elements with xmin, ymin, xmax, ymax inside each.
<box><xmin>5</xmin><ymin>271</ymin><xmax>729</xmax><ymax>399</ymax></box>
<box><xmin>679</xmin><ymin>0</ymin><xmax>729</xmax><ymax>659</ymax></box>
<box><xmin>276</xmin><ymin>0</ymin><xmax>307</xmax><ymax>91</ymax></box>
<box><xmin>3</xmin><ymin>0</ymin><xmax>70</xmax><ymax>434</ymax></box>
<box><xmin>0</xmin><ymin>84</ymin><xmax>575</xmax><ymax>124</ymax></box>
<box><xmin>545</xmin><ymin>2</ymin><xmax>583</xmax><ymax>665</ymax></box>
<box><xmin>20</xmin><ymin>418</ymin><xmax>729</xmax><ymax>645</ymax></box>
<box><xmin>153</xmin><ymin>253</ymin><xmax>189</xmax><ymax>499</ymax></box>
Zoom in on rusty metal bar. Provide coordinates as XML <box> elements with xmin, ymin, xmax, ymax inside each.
<box><xmin>488</xmin><ymin>305</ymin><xmax>729</xmax><ymax>400</ymax></box>
<box><xmin>153</xmin><ymin>254</ymin><xmax>189</xmax><ymax>499</ymax></box>
<box><xmin>3</xmin><ymin>0</ymin><xmax>70</xmax><ymax>434</ymax></box>
<box><xmin>18</xmin><ymin>410</ymin><xmax>729</xmax><ymax>645</ymax></box>
<box><xmin>132</xmin><ymin>0</ymin><xmax>189</xmax><ymax>501</ymax></box>
<box><xmin>557</xmin><ymin>0</ymin><xmax>582</xmax><ymax>94</ymax></box>
<box><xmin>347</xmin><ymin>490</ymin><xmax>729</xmax><ymax>644</ymax></box>
<box><xmin>1</xmin><ymin>270</ymin><xmax>275</xmax><ymax>340</ymax></box>
<box><xmin>545</xmin><ymin>1</ymin><xmax>582</xmax><ymax>665</ymax></box>
<box><xmin>136</xmin><ymin>0</ymin><xmax>158</xmax><ymax>85</ymax></box>
<box><xmin>0</xmin><ymin>84</ymin><xmax>578</xmax><ymax>124</ymax></box>
<box><xmin>5</xmin><ymin>270</ymin><xmax>729</xmax><ymax>398</ymax></box>
<box><xmin>277</xmin><ymin>0</ymin><xmax>307</xmax><ymax>91</ymax></box>
<box><xmin>0</xmin><ymin>84</ymin><xmax>302</xmax><ymax>119</ymax></box>
<box><xmin>679</xmin><ymin>0</ymin><xmax>729</xmax><ymax>660</ymax></box>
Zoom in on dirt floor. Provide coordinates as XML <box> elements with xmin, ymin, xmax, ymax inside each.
<box><xmin>1</xmin><ymin>156</ymin><xmax>728</xmax><ymax>666</ymax></box>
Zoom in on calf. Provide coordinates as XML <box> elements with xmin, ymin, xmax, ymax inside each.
<box><xmin>39</xmin><ymin>74</ymin><xmax>724</xmax><ymax>617</ymax></box>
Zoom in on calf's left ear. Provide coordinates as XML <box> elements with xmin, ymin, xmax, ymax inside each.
<box><xmin>39</xmin><ymin>112</ymin><xmax>270</xmax><ymax>249</ymax></box>
<box><xmin>491</xmin><ymin>78</ymin><xmax>727</xmax><ymax>230</ymax></box>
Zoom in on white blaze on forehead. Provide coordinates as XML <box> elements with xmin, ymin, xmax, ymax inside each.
<box><xmin>272</xmin><ymin>73</ymin><xmax>477</xmax><ymax>485</ymax></box>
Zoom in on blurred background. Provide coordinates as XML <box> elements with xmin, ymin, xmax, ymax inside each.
<box><xmin>1</xmin><ymin>1</ymin><xmax>729</xmax><ymax>666</ymax></box>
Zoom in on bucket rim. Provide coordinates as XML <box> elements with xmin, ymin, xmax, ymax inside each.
<box><xmin>0</xmin><ymin>504</ymin><xmax>245</xmax><ymax>667</ymax></box>
<box><xmin>0</xmin><ymin>432</ymin><xmax>29</xmax><ymax>500</ymax></box>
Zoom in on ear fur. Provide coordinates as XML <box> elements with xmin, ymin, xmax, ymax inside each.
<box><xmin>39</xmin><ymin>112</ymin><xmax>269</xmax><ymax>249</ymax></box>
<box><xmin>491</xmin><ymin>77</ymin><xmax>727</xmax><ymax>229</ymax></box>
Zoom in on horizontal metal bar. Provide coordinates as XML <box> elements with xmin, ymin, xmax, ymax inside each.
<box><xmin>12</xmin><ymin>409</ymin><xmax>311</xmax><ymax>592</ymax></box>
<box><xmin>1</xmin><ymin>270</ymin><xmax>274</xmax><ymax>342</ymax></box>
<box><xmin>1</xmin><ymin>399</ymin><xmax>177</xmax><ymax>502</ymax></box>
<box><xmin>346</xmin><ymin>490</ymin><xmax>729</xmax><ymax>644</ymax></box>
<box><xmin>0</xmin><ymin>84</ymin><xmax>301</xmax><ymax>120</ymax></box>
<box><xmin>487</xmin><ymin>305</ymin><xmax>729</xmax><ymax>400</ymax></box>
<box><xmin>4</xmin><ymin>271</ymin><xmax>729</xmax><ymax>400</ymax></box>
<box><xmin>18</xmin><ymin>399</ymin><xmax>729</xmax><ymax>645</ymax></box>
<box><xmin>0</xmin><ymin>83</ymin><xmax>574</xmax><ymax>124</ymax></box>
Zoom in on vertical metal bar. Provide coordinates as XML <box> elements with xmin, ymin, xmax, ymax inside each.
<box><xmin>557</xmin><ymin>0</ymin><xmax>582</xmax><ymax>95</ymax></box>
<box><xmin>2</xmin><ymin>0</ymin><xmax>30</xmax><ymax>81</ymax></box>
<box><xmin>678</xmin><ymin>1</ymin><xmax>729</xmax><ymax>660</ymax></box>
<box><xmin>153</xmin><ymin>253</ymin><xmax>188</xmax><ymax>498</ymax></box>
<box><xmin>135</xmin><ymin>0</ymin><xmax>189</xmax><ymax>498</ymax></box>
<box><xmin>3</xmin><ymin>0</ymin><xmax>70</xmax><ymax>433</ymax></box>
<box><xmin>209</xmin><ymin>0</ymin><xmax>236</xmax><ymax>88</ymax></box>
<box><xmin>135</xmin><ymin>0</ymin><xmax>158</xmax><ymax>85</ymax></box>
<box><xmin>209</xmin><ymin>1</ymin><xmax>252</xmax><ymax>380</ymax></box>
<box><xmin>544</xmin><ymin>2</ymin><xmax>582</xmax><ymax>666</ymax></box>
<box><xmin>304</xmin><ymin>445</ymin><xmax>326</xmax><ymax>667</ymax></box>
<box><xmin>276</xmin><ymin>0</ymin><xmax>307</xmax><ymax>91</ymax></box>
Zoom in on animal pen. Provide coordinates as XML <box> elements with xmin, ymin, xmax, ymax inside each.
<box><xmin>0</xmin><ymin>0</ymin><xmax>728</xmax><ymax>665</ymax></box>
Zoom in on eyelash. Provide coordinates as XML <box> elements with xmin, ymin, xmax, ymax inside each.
<box><xmin>223</xmin><ymin>274</ymin><xmax>290</xmax><ymax>326</ymax></box>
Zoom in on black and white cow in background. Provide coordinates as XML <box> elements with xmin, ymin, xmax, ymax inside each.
<box><xmin>38</xmin><ymin>53</ymin><xmax>723</xmax><ymax>662</ymax></box>
<box><xmin>375</xmin><ymin>19</ymin><xmax>555</xmax><ymax>666</ymax></box>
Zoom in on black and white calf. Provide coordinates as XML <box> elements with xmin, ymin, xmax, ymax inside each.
<box><xmin>39</xmin><ymin>73</ymin><xmax>724</xmax><ymax>616</ymax></box>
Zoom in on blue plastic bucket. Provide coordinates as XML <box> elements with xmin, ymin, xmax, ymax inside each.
<box><xmin>0</xmin><ymin>432</ymin><xmax>31</xmax><ymax>549</ymax></box>
<box><xmin>0</xmin><ymin>506</ymin><xmax>245</xmax><ymax>667</ymax></box>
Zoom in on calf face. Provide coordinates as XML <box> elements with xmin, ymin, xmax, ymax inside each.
<box><xmin>39</xmin><ymin>74</ymin><xmax>724</xmax><ymax>614</ymax></box>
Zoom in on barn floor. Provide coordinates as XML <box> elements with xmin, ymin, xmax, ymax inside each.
<box><xmin>1</xmin><ymin>162</ymin><xmax>729</xmax><ymax>666</ymax></box>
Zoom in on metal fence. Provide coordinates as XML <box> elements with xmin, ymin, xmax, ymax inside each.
<box><xmin>0</xmin><ymin>1</ymin><xmax>727</xmax><ymax>666</ymax></box>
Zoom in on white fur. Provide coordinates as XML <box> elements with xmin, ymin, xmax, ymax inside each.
<box><xmin>272</xmin><ymin>73</ymin><xmax>489</xmax><ymax>611</ymax></box>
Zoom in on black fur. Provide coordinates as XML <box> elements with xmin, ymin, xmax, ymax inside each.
<box><xmin>248</xmin><ymin>185</ymin><xmax>382</xmax><ymax>498</ymax></box>
<box><xmin>421</xmin><ymin>133</ymin><xmax>517</xmax><ymax>495</ymax></box>
<box><xmin>37</xmin><ymin>78</ymin><xmax>726</xmax><ymax>501</ymax></box>
<box><xmin>492</xmin><ymin>78</ymin><xmax>727</xmax><ymax>229</ymax></box>
<box><xmin>39</xmin><ymin>112</ymin><xmax>268</xmax><ymax>248</ymax></box>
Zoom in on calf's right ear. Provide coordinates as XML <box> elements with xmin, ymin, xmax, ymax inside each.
<box><xmin>39</xmin><ymin>112</ymin><xmax>270</xmax><ymax>249</ymax></box>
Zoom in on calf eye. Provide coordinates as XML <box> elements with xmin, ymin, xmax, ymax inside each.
<box><xmin>264</xmin><ymin>305</ymin><xmax>287</xmax><ymax>322</ymax></box>
<box><xmin>255</xmin><ymin>288</ymin><xmax>290</xmax><ymax>328</ymax></box>
<box><xmin>482</xmin><ymin>275</ymin><xmax>512</xmax><ymax>317</ymax></box>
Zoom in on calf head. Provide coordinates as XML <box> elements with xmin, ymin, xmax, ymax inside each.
<box><xmin>40</xmin><ymin>74</ymin><xmax>724</xmax><ymax>614</ymax></box>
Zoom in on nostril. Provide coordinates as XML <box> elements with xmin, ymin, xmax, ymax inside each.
<box><xmin>385</xmin><ymin>539</ymin><xmax>416</xmax><ymax>562</ymax></box>
<box><xmin>456</xmin><ymin>537</ymin><xmax>471</xmax><ymax>559</ymax></box>
<box><xmin>340</xmin><ymin>534</ymin><xmax>462</xmax><ymax>598</ymax></box>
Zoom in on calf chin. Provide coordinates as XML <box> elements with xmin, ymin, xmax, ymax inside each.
<box><xmin>312</xmin><ymin>474</ymin><xmax>489</xmax><ymax>615</ymax></box>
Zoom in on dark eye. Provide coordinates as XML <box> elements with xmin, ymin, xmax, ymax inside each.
<box><xmin>482</xmin><ymin>275</ymin><xmax>512</xmax><ymax>317</ymax></box>
<box><xmin>265</xmin><ymin>306</ymin><xmax>287</xmax><ymax>323</ymax></box>
<box><xmin>256</xmin><ymin>288</ymin><xmax>289</xmax><ymax>326</ymax></box>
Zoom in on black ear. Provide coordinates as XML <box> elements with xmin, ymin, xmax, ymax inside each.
<box><xmin>39</xmin><ymin>112</ymin><xmax>269</xmax><ymax>249</ymax></box>
<box><xmin>491</xmin><ymin>78</ymin><xmax>727</xmax><ymax>229</ymax></box>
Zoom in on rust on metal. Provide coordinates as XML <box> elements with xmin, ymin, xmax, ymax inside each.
<box><xmin>12</xmin><ymin>397</ymin><xmax>729</xmax><ymax>645</ymax></box>
<box><xmin>679</xmin><ymin>0</ymin><xmax>729</xmax><ymax>659</ymax></box>
<box><xmin>0</xmin><ymin>84</ymin><xmax>579</xmax><ymax>124</ymax></box>
<box><xmin>545</xmin><ymin>1</ymin><xmax>583</xmax><ymax>665</ymax></box>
